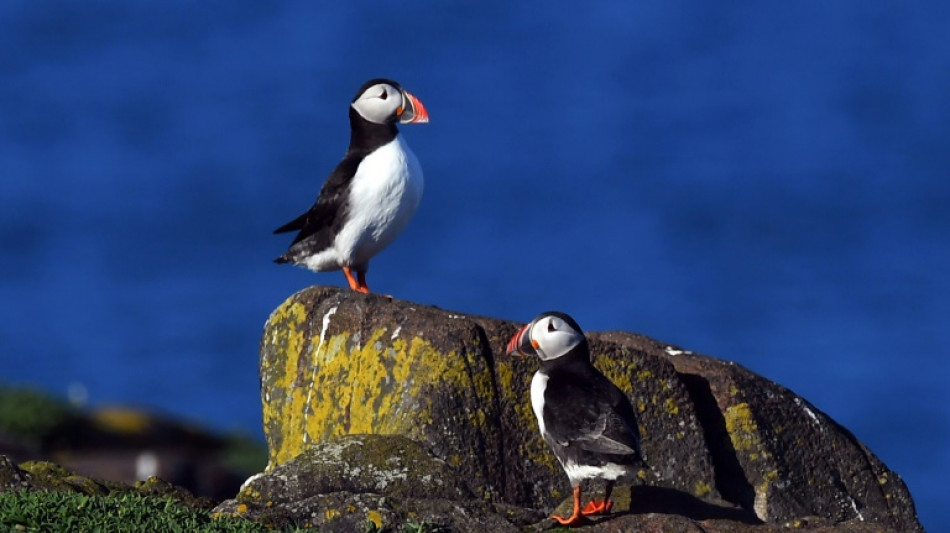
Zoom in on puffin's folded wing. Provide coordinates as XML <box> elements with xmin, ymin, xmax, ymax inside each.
<box><xmin>274</xmin><ymin>157</ymin><xmax>359</xmax><ymax>244</ymax></box>
<box><xmin>543</xmin><ymin>380</ymin><xmax>640</xmax><ymax>456</ymax></box>
<box><xmin>573</xmin><ymin>408</ymin><xmax>640</xmax><ymax>455</ymax></box>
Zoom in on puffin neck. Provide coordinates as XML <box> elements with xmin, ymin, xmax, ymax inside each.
<box><xmin>347</xmin><ymin>106</ymin><xmax>399</xmax><ymax>156</ymax></box>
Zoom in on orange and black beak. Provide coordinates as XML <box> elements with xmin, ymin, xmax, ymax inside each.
<box><xmin>397</xmin><ymin>90</ymin><xmax>429</xmax><ymax>124</ymax></box>
<box><xmin>506</xmin><ymin>323</ymin><xmax>537</xmax><ymax>357</ymax></box>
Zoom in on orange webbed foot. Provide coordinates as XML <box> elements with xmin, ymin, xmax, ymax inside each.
<box><xmin>551</xmin><ymin>485</ymin><xmax>587</xmax><ymax>526</ymax></box>
<box><xmin>355</xmin><ymin>270</ymin><xmax>371</xmax><ymax>293</ymax></box>
<box><xmin>551</xmin><ymin>512</ymin><xmax>587</xmax><ymax>526</ymax></box>
<box><xmin>581</xmin><ymin>499</ymin><xmax>612</xmax><ymax>515</ymax></box>
<box><xmin>342</xmin><ymin>267</ymin><xmax>372</xmax><ymax>293</ymax></box>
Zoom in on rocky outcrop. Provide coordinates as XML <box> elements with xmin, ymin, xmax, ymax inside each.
<box><xmin>223</xmin><ymin>286</ymin><xmax>921</xmax><ymax>531</ymax></box>
<box><xmin>0</xmin><ymin>454</ymin><xmax>213</xmax><ymax>509</ymax></box>
<box><xmin>214</xmin><ymin>435</ymin><xmax>541</xmax><ymax>532</ymax></box>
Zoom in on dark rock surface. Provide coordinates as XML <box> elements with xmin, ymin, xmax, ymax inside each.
<box><xmin>236</xmin><ymin>286</ymin><xmax>922</xmax><ymax>532</ymax></box>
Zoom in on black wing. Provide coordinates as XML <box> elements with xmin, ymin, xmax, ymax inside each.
<box><xmin>542</xmin><ymin>367</ymin><xmax>642</xmax><ymax>457</ymax></box>
<box><xmin>274</xmin><ymin>155</ymin><xmax>363</xmax><ymax>250</ymax></box>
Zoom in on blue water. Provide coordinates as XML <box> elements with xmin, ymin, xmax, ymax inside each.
<box><xmin>1</xmin><ymin>2</ymin><xmax>947</xmax><ymax>529</ymax></box>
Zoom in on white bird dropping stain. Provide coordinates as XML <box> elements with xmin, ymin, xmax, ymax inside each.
<box><xmin>303</xmin><ymin>305</ymin><xmax>339</xmax><ymax>438</ymax></box>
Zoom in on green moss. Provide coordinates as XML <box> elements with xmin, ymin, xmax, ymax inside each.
<box><xmin>18</xmin><ymin>462</ymin><xmax>108</xmax><ymax>496</ymax></box>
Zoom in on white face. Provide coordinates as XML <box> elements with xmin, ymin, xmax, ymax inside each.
<box><xmin>529</xmin><ymin>315</ymin><xmax>584</xmax><ymax>361</ymax></box>
<box><xmin>351</xmin><ymin>82</ymin><xmax>403</xmax><ymax>124</ymax></box>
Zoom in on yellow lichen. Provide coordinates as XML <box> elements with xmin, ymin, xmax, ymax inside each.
<box><xmin>236</xmin><ymin>503</ymin><xmax>248</xmax><ymax>514</ymax></box>
<box><xmin>264</xmin><ymin>316</ymin><xmax>493</xmax><ymax>466</ymax></box>
<box><xmin>597</xmin><ymin>358</ymin><xmax>633</xmax><ymax>392</ymax></box>
<box><xmin>366</xmin><ymin>510</ymin><xmax>383</xmax><ymax>528</ymax></box>
<box><xmin>260</xmin><ymin>299</ymin><xmax>310</xmax><ymax>468</ymax></box>
<box><xmin>664</xmin><ymin>397</ymin><xmax>679</xmax><ymax>415</ymax></box>
<box><xmin>325</xmin><ymin>509</ymin><xmax>340</xmax><ymax>521</ymax></box>
<box><xmin>724</xmin><ymin>402</ymin><xmax>759</xmax><ymax>452</ymax></box>
<box><xmin>694</xmin><ymin>480</ymin><xmax>712</xmax><ymax>497</ymax></box>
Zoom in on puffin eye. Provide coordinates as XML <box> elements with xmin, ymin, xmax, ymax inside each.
<box><xmin>547</xmin><ymin>319</ymin><xmax>557</xmax><ymax>332</ymax></box>
<box><xmin>378</xmin><ymin>88</ymin><xmax>388</xmax><ymax>100</ymax></box>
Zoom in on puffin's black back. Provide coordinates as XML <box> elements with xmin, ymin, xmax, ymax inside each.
<box><xmin>541</xmin><ymin>356</ymin><xmax>643</xmax><ymax>462</ymax></box>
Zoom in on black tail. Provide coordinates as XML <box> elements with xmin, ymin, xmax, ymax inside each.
<box><xmin>273</xmin><ymin>212</ymin><xmax>308</xmax><ymax>234</ymax></box>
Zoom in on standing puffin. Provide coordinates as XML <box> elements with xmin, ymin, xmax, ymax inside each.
<box><xmin>274</xmin><ymin>78</ymin><xmax>428</xmax><ymax>293</ymax></box>
<box><xmin>506</xmin><ymin>311</ymin><xmax>646</xmax><ymax>526</ymax></box>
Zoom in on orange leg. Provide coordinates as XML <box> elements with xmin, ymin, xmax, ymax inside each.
<box><xmin>552</xmin><ymin>485</ymin><xmax>586</xmax><ymax>526</ymax></box>
<box><xmin>342</xmin><ymin>267</ymin><xmax>362</xmax><ymax>292</ymax></box>
<box><xmin>581</xmin><ymin>480</ymin><xmax>614</xmax><ymax>516</ymax></box>
<box><xmin>356</xmin><ymin>270</ymin><xmax>370</xmax><ymax>293</ymax></box>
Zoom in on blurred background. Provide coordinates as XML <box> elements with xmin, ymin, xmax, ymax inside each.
<box><xmin>1</xmin><ymin>1</ymin><xmax>947</xmax><ymax>529</ymax></box>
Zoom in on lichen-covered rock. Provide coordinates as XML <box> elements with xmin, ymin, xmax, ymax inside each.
<box><xmin>256</xmin><ymin>286</ymin><xmax>923</xmax><ymax>532</ymax></box>
<box><xmin>214</xmin><ymin>435</ymin><xmax>533</xmax><ymax>532</ymax></box>
<box><xmin>241</xmin><ymin>434</ymin><xmax>473</xmax><ymax>503</ymax></box>
<box><xmin>0</xmin><ymin>455</ymin><xmax>31</xmax><ymax>492</ymax></box>
<box><xmin>260</xmin><ymin>286</ymin><xmax>719</xmax><ymax>508</ymax></box>
<box><xmin>615</xmin><ymin>332</ymin><xmax>919</xmax><ymax>529</ymax></box>
<box><xmin>0</xmin><ymin>454</ymin><xmax>213</xmax><ymax>510</ymax></box>
<box><xmin>261</xmin><ymin>287</ymin><xmax>522</xmax><ymax>503</ymax></box>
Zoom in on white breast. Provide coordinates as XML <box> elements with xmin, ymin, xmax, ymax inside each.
<box><xmin>530</xmin><ymin>371</ymin><xmax>549</xmax><ymax>436</ymax></box>
<box><xmin>335</xmin><ymin>135</ymin><xmax>424</xmax><ymax>268</ymax></box>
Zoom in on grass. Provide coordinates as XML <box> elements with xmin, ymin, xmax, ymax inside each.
<box><xmin>0</xmin><ymin>491</ymin><xmax>453</xmax><ymax>533</ymax></box>
<box><xmin>0</xmin><ymin>490</ymin><xmax>303</xmax><ymax>533</ymax></box>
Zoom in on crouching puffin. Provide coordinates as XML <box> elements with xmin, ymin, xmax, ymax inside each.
<box><xmin>274</xmin><ymin>78</ymin><xmax>428</xmax><ymax>293</ymax></box>
<box><xmin>506</xmin><ymin>311</ymin><xmax>646</xmax><ymax>526</ymax></box>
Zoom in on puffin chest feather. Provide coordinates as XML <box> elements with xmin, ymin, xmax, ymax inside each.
<box><xmin>530</xmin><ymin>371</ymin><xmax>550</xmax><ymax>436</ymax></box>
<box><xmin>336</xmin><ymin>136</ymin><xmax>423</xmax><ymax>263</ymax></box>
